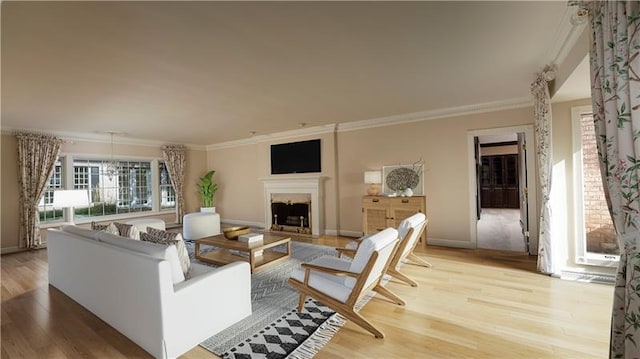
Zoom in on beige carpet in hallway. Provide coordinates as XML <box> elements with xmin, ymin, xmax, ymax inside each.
<box><xmin>477</xmin><ymin>208</ymin><xmax>525</xmax><ymax>252</ymax></box>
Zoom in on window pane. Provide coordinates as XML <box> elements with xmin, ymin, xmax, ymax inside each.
<box><xmin>39</xmin><ymin>158</ymin><xmax>64</xmax><ymax>222</ymax></box>
<box><xmin>580</xmin><ymin>114</ymin><xmax>618</xmax><ymax>255</ymax></box>
<box><xmin>159</xmin><ymin>161</ymin><xmax>176</xmax><ymax>210</ymax></box>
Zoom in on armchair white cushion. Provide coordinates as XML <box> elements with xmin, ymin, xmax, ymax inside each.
<box><xmin>289</xmin><ymin>227</ymin><xmax>404</xmax><ymax>338</ymax></box>
<box><xmin>396</xmin><ymin>212</ymin><xmax>427</xmax><ymax>261</ymax></box>
<box><xmin>340</xmin><ymin>213</ymin><xmax>430</xmax><ymax>287</ymax></box>
<box><xmin>386</xmin><ymin>213</ymin><xmax>431</xmax><ymax>287</ymax></box>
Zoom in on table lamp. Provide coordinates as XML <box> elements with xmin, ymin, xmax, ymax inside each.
<box><xmin>364</xmin><ymin>171</ymin><xmax>382</xmax><ymax>195</ymax></box>
<box><xmin>53</xmin><ymin>189</ymin><xmax>89</xmax><ymax>225</ymax></box>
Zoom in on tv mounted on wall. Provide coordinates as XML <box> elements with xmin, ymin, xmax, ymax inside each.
<box><xmin>270</xmin><ymin>139</ymin><xmax>321</xmax><ymax>175</ymax></box>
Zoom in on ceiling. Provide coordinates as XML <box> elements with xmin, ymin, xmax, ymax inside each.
<box><xmin>2</xmin><ymin>1</ymin><xmax>587</xmax><ymax>146</ymax></box>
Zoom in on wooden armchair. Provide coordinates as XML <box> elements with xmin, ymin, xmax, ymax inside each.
<box><xmin>339</xmin><ymin>212</ymin><xmax>430</xmax><ymax>287</ymax></box>
<box><xmin>288</xmin><ymin>228</ymin><xmax>404</xmax><ymax>338</ymax></box>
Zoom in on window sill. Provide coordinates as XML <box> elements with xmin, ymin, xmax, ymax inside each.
<box><xmin>74</xmin><ymin>210</ymin><xmax>175</xmax><ymax>225</ymax></box>
<box><xmin>39</xmin><ymin>221</ymin><xmax>68</xmax><ymax>229</ymax></box>
<box><xmin>576</xmin><ymin>254</ymin><xmax>620</xmax><ymax>268</ymax></box>
<box><xmin>40</xmin><ymin>209</ymin><xmax>176</xmax><ymax>227</ymax></box>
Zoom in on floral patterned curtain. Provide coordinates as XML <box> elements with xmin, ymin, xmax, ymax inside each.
<box><xmin>162</xmin><ymin>145</ymin><xmax>186</xmax><ymax>224</ymax></box>
<box><xmin>530</xmin><ymin>65</ymin><xmax>556</xmax><ymax>275</ymax></box>
<box><xmin>16</xmin><ymin>132</ymin><xmax>63</xmax><ymax>248</ymax></box>
<box><xmin>582</xmin><ymin>2</ymin><xmax>640</xmax><ymax>357</ymax></box>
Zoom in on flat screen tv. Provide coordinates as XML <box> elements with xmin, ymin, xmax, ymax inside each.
<box><xmin>270</xmin><ymin>139</ymin><xmax>321</xmax><ymax>174</ymax></box>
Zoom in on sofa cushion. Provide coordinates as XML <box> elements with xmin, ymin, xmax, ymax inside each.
<box><xmin>114</xmin><ymin>222</ymin><xmax>141</xmax><ymax>240</ymax></box>
<box><xmin>91</xmin><ymin>221</ymin><xmax>120</xmax><ymax>236</ymax></box>
<box><xmin>145</xmin><ymin>228</ymin><xmax>191</xmax><ymax>276</ymax></box>
<box><xmin>125</xmin><ymin>218</ymin><xmax>165</xmax><ymax>233</ymax></box>
<box><xmin>95</xmin><ymin>231</ymin><xmax>185</xmax><ymax>284</ymax></box>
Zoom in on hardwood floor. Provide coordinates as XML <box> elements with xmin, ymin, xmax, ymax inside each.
<box><xmin>1</xmin><ymin>236</ymin><xmax>613</xmax><ymax>358</ymax></box>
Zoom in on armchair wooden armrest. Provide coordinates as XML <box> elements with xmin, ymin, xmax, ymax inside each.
<box><xmin>301</xmin><ymin>263</ymin><xmax>359</xmax><ymax>278</ymax></box>
<box><xmin>335</xmin><ymin>247</ymin><xmax>357</xmax><ymax>257</ymax></box>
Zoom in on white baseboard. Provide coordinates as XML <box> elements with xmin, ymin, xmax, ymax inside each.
<box><xmin>324</xmin><ymin>229</ymin><xmax>362</xmax><ymax>237</ymax></box>
<box><xmin>1</xmin><ymin>246</ymin><xmax>26</xmax><ymax>255</ymax></box>
<box><xmin>427</xmin><ymin>238</ymin><xmax>475</xmax><ymax>249</ymax></box>
<box><xmin>338</xmin><ymin>230</ymin><xmax>364</xmax><ymax>238</ymax></box>
<box><xmin>220</xmin><ymin>218</ymin><xmax>266</xmax><ymax>229</ymax></box>
<box><xmin>219</xmin><ymin>222</ymin><xmax>364</xmax><ymax>238</ymax></box>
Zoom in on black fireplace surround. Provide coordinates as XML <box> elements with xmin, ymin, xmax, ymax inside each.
<box><xmin>271</xmin><ymin>201</ymin><xmax>311</xmax><ymax>233</ymax></box>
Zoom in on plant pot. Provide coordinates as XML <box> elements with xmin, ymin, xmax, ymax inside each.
<box><xmin>200</xmin><ymin>207</ymin><xmax>216</xmax><ymax>213</ymax></box>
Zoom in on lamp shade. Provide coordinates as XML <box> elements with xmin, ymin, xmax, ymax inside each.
<box><xmin>364</xmin><ymin>171</ymin><xmax>382</xmax><ymax>184</ymax></box>
<box><xmin>53</xmin><ymin>189</ymin><xmax>89</xmax><ymax>208</ymax></box>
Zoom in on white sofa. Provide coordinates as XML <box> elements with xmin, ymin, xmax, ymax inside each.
<box><xmin>47</xmin><ymin>225</ymin><xmax>252</xmax><ymax>359</ymax></box>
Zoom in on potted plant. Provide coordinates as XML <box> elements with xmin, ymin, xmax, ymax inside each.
<box><xmin>197</xmin><ymin>170</ymin><xmax>218</xmax><ymax>213</ymax></box>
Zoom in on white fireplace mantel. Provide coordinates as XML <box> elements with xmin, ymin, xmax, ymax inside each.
<box><xmin>262</xmin><ymin>176</ymin><xmax>325</xmax><ymax>236</ymax></box>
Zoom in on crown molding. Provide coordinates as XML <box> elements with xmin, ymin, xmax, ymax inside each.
<box><xmin>206</xmin><ymin>97</ymin><xmax>532</xmax><ymax>150</ymax></box>
<box><xmin>3</xmin><ymin>95</ymin><xmax>533</xmax><ymax>152</ymax></box>
<box><xmin>336</xmin><ymin>97</ymin><xmax>533</xmax><ymax>134</ymax></box>
<box><xmin>548</xmin><ymin>5</ymin><xmax>588</xmax><ymax>66</ymax></box>
<box><xmin>206</xmin><ymin>123</ymin><xmax>337</xmax><ymax>151</ymax></box>
<box><xmin>0</xmin><ymin>127</ymin><xmax>207</xmax><ymax>151</ymax></box>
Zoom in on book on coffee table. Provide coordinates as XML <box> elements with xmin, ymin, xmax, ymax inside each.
<box><xmin>239</xmin><ymin>233</ymin><xmax>264</xmax><ymax>244</ymax></box>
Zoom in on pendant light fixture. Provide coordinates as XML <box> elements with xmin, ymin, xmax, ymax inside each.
<box><xmin>104</xmin><ymin>132</ymin><xmax>119</xmax><ymax>180</ymax></box>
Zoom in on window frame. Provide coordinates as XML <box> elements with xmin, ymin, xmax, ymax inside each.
<box><xmin>571</xmin><ymin>105</ymin><xmax>620</xmax><ymax>267</ymax></box>
<box><xmin>40</xmin><ymin>153</ymin><xmax>176</xmax><ymax>225</ymax></box>
<box><xmin>158</xmin><ymin>161</ymin><xmax>177</xmax><ymax>210</ymax></box>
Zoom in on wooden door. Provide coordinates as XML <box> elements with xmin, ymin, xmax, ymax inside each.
<box><xmin>480</xmin><ymin>155</ymin><xmax>519</xmax><ymax>209</ymax></box>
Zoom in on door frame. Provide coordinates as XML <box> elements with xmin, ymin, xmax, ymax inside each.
<box><xmin>467</xmin><ymin>125</ymin><xmax>538</xmax><ymax>255</ymax></box>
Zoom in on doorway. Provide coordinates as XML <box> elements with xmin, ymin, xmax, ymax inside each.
<box><xmin>468</xmin><ymin>126</ymin><xmax>538</xmax><ymax>255</ymax></box>
<box><xmin>476</xmin><ymin>134</ymin><xmax>523</xmax><ymax>251</ymax></box>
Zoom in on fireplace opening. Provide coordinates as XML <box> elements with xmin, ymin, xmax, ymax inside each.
<box><xmin>271</xmin><ymin>200</ymin><xmax>311</xmax><ymax>235</ymax></box>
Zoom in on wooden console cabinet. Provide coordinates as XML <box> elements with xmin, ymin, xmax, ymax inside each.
<box><xmin>362</xmin><ymin>195</ymin><xmax>427</xmax><ymax>244</ymax></box>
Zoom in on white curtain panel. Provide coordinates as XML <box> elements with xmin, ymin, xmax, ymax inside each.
<box><xmin>582</xmin><ymin>1</ymin><xmax>640</xmax><ymax>357</ymax></box>
<box><xmin>162</xmin><ymin>145</ymin><xmax>186</xmax><ymax>224</ymax></box>
<box><xmin>16</xmin><ymin>132</ymin><xmax>63</xmax><ymax>248</ymax></box>
<box><xmin>530</xmin><ymin>65</ymin><xmax>556</xmax><ymax>275</ymax></box>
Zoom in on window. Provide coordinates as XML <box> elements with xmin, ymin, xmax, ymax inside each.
<box><xmin>40</xmin><ymin>156</ymin><xmax>175</xmax><ymax>222</ymax></box>
<box><xmin>116</xmin><ymin>160</ymin><xmax>152</xmax><ymax>210</ymax></box>
<box><xmin>72</xmin><ymin>159</ymin><xmax>155</xmax><ymax>218</ymax></box>
<box><xmin>573</xmin><ymin>108</ymin><xmax>619</xmax><ymax>266</ymax></box>
<box><xmin>159</xmin><ymin>161</ymin><xmax>176</xmax><ymax>210</ymax></box>
<box><xmin>39</xmin><ymin>158</ymin><xmax>63</xmax><ymax>222</ymax></box>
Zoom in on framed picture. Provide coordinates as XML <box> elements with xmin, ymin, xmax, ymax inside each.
<box><xmin>382</xmin><ymin>164</ymin><xmax>424</xmax><ymax>195</ymax></box>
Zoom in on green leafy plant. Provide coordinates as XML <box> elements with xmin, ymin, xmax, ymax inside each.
<box><xmin>197</xmin><ymin>170</ymin><xmax>218</xmax><ymax>207</ymax></box>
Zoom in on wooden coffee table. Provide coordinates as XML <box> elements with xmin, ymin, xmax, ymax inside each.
<box><xmin>194</xmin><ymin>233</ymin><xmax>291</xmax><ymax>273</ymax></box>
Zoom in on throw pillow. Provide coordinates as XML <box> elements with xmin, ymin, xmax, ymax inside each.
<box><xmin>91</xmin><ymin>221</ymin><xmax>119</xmax><ymax>236</ymax></box>
<box><xmin>114</xmin><ymin>222</ymin><xmax>141</xmax><ymax>240</ymax></box>
<box><xmin>141</xmin><ymin>232</ymin><xmax>179</xmax><ymax>246</ymax></box>
<box><xmin>143</xmin><ymin>228</ymin><xmax>191</xmax><ymax>276</ymax></box>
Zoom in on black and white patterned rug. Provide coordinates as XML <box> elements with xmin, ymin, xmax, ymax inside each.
<box><xmin>221</xmin><ymin>298</ymin><xmax>343</xmax><ymax>359</ymax></box>
<box><xmin>185</xmin><ymin>240</ymin><xmax>360</xmax><ymax>358</ymax></box>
